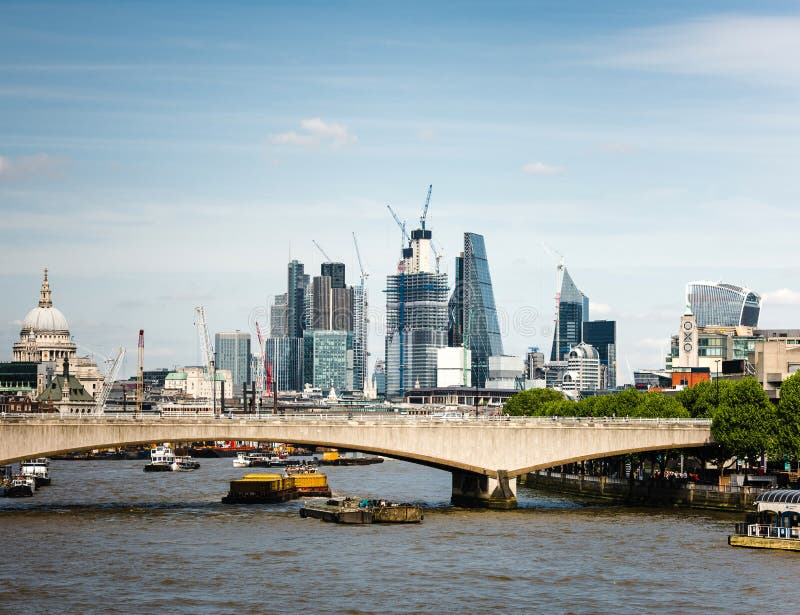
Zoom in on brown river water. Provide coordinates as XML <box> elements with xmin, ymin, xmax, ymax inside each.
<box><xmin>0</xmin><ymin>458</ymin><xmax>797</xmax><ymax>614</ymax></box>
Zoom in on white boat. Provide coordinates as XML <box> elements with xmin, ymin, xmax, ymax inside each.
<box><xmin>143</xmin><ymin>445</ymin><xmax>175</xmax><ymax>472</ymax></box>
<box><xmin>4</xmin><ymin>475</ymin><xmax>36</xmax><ymax>497</ymax></box>
<box><xmin>232</xmin><ymin>452</ymin><xmax>251</xmax><ymax>468</ymax></box>
<box><xmin>20</xmin><ymin>458</ymin><xmax>51</xmax><ymax>487</ymax></box>
<box><xmin>232</xmin><ymin>452</ymin><xmax>272</xmax><ymax>468</ymax></box>
<box><xmin>171</xmin><ymin>456</ymin><xmax>200</xmax><ymax>471</ymax></box>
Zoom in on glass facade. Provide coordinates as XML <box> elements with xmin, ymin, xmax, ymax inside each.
<box><xmin>352</xmin><ymin>284</ymin><xmax>367</xmax><ymax>392</ymax></box>
<box><xmin>321</xmin><ymin>262</ymin><xmax>346</xmax><ymax>289</ymax></box>
<box><xmin>303</xmin><ymin>330</ymin><xmax>348</xmax><ymax>391</ymax></box>
<box><xmin>264</xmin><ymin>337</ymin><xmax>303</xmax><ymax>392</ymax></box>
<box><xmin>462</xmin><ymin>232</ymin><xmax>504</xmax><ymax>387</ymax></box>
<box><xmin>214</xmin><ymin>332</ymin><xmax>251</xmax><ymax>386</ymax></box>
<box><xmin>551</xmin><ymin>268</ymin><xmax>589</xmax><ymax>361</ymax></box>
<box><xmin>582</xmin><ymin>320</ymin><xmax>616</xmax><ymax>389</ymax></box>
<box><xmin>687</xmin><ymin>282</ymin><xmax>762</xmax><ymax>327</ymax></box>
<box><xmin>287</xmin><ymin>260</ymin><xmax>309</xmax><ymax>338</ymax></box>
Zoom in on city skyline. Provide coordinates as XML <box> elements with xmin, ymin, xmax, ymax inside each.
<box><xmin>2</xmin><ymin>2</ymin><xmax>799</xmax><ymax>380</ymax></box>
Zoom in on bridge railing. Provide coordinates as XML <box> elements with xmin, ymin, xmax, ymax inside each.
<box><xmin>0</xmin><ymin>412</ymin><xmax>713</xmax><ymax>427</ymax></box>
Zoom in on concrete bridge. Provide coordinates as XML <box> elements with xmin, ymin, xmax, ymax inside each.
<box><xmin>0</xmin><ymin>414</ymin><xmax>714</xmax><ymax>508</ymax></box>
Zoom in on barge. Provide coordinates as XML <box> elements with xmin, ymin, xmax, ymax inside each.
<box><xmin>299</xmin><ymin>498</ymin><xmax>424</xmax><ymax>524</ymax></box>
<box><xmin>221</xmin><ymin>470</ymin><xmax>331</xmax><ymax>504</ymax></box>
<box><xmin>729</xmin><ymin>489</ymin><xmax>800</xmax><ymax>551</ymax></box>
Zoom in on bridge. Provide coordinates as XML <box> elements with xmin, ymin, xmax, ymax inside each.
<box><xmin>0</xmin><ymin>414</ymin><xmax>714</xmax><ymax>508</ymax></box>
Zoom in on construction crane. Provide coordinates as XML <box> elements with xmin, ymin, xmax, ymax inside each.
<box><xmin>312</xmin><ymin>240</ymin><xmax>332</xmax><ymax>263</ymax></box>
<box><xmin>136</xmin><ymin>330</ymin><xmax>144</xmax><ymax>415</ymax></box>
<box><xmin>540</xmin><ymin>243</ymin><xmax>566</xmax><ymax>361</ymax></box>
<box><xmin>386</xmin><ymin>204</ymin><xmax>410</xmax><ymax>248</ymax></box>
<box><xmin>419</xmin><ymin>184</ymin><xmax>432</xmax><ymax>230</ymax></box>
<box><xmin>194</xmin><ymin>306</ymin><xmax>217</xmax><ymax>415</ymax></box>
<box><xmin>254</xmin><ymin>319</ymin><xmax>271</xmax><ymax>397</ymax></box>
<box><xmin>352</xmin><ymin>232</ymin><xmax>369</xmax><ymax>283</ymax></box>
<box><xmin>95</xmin><ymin>346</ymin><xmax>126</xmax><ymax>415</ymax></box>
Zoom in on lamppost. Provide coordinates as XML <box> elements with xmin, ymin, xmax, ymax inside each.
<box><xmin>714</xmin><ymin>359</ymin><xmax>721</xmax><ymax>407</ymax></box>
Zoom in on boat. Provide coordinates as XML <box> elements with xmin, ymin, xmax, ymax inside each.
<box><xmin>232</xmin><ymin>452</ymin><xmax>273</xmax><ymax>468</ymax></box>
<box><xmin>729</xmin><ymin>489</ymin><xmax>800</xmax><ymax>551</ymax></box>
<box><xmin>221</xmin><ymin>470</ymin><xmax>331</xmax><ymax>503</ymax></box>
<box><xmin>4</xmin><ymin>475</ymin><xmax>36</xmax><ymax>497</ymax></box>
<box><xmin>299</xmin><ymin>497</ymin><xmax>423</xmax><ymax>524</ymax></box>
<box><xmin>171</xmin><ymin>456</ymin><xmax>200</xmax><ymax>471</ymax></box>
<box><xmin>318</xmin><ymin>451</ymin><xmax>384</xmax><ymax>466</ymax></box>
<box><xmin>143</xmin><ymin>445</ymin><xmax>176</xmax><ymax>472</ymax></box>
<box><xmin>20</xmin><ymin>458</ymin><xmax>51</xmax><ymax>487</ymax></box>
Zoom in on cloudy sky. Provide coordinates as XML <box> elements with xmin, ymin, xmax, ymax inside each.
<box><xmin>1</xmin><ymin>1</ymin><xmax>799</xmax><ymax>381</ymax></box>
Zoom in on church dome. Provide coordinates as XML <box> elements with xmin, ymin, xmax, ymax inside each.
<box><xmin>20</xmin><ymin>269</ymin><xmax>70</xmax><ymax>333</ymax></box>
<box><xmin>22</xmin><ymin>305</ymin><xmax>69</xmax><ymax>333</ymax></box>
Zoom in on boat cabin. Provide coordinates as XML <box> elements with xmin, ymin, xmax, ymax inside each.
<box><xmin>739</xmin><ymin>490</ymin><xmax>800</xmax><ymax>540</ymax></box>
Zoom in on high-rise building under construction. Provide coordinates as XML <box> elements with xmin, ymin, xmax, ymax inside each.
<box><xmin>385</xmin><ymin>226</ymin><xmax>449</xmax><ymax>398</ymax></box>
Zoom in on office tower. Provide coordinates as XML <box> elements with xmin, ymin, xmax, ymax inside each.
<box><xmin>352</xmin><ymin>283</ymin><xmax>367</xmax><ymax>392</ymax></box>
<box><xmin>331</xmin><ymin>286</ymin><xmax>353</xmax><ymax>331</ymax></box>
<box><xmin>303</xmin><ymin>330</ymin><xmax>348</xmax><ymax>391</ymax></box>
<box><xmin>321</xmin><ymin>262</ymin><xmax>346</xmax><ymax>289</ymax></box>
<box><xmin>525</xmin><ymin>347</ymin><xmax>545</xmax><ymax>380</ymax></box>
<box><xmin>270</xmin><ymin>293</ymin><xmax>288</xmax><ymax>338</ymax></box>
<box><xmin>287</xmin><ymin>260</ymin><xmax>309</xmax><ymax>338</ymax></box>
<box><xmin>214</xmin><ymin>332</ymin><xmax>251</xmax><ymax>386</ymax></box>
<box><xmin>310</xmin><ymin>275</ymin><xmax>333</xmax><ymax>330</ymax></box>
<box><xmin>385</xmin><ymin>223</ymin><xmax>449</xmax><ymax>398</ymax></box>
<box><xmin>561</xmin><ymin>343</ymin><xmax>601</xmax><ymax>394</ymax></box>
<box><xmin>686</xmin><ymin>281</ymin><xmax>762</xmax><ymax>327</ymax></box>
<box><xmin>583</xmin><ymin>320</ymin><xmax>617</xmax><ymax>389</ymax></box>
<box><xmin>372</xmin><ymin>359</ymin><xmax>386</xmax><ymax>397</ymax></box>
<box><xmin>448</xmin><ymin>255</ymin><xmax>464</xmax><ymax>347</ymax></box>
<box><xmin>550</xmin><ymin>268</ymin><xmax>589</xmax><ymax>361</ymax></box>
<box><xmin>264</xmin><ymin>337</ymin><xmax>304</xmax><ymax>391</ymax></box>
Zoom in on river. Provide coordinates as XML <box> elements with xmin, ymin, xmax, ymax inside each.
<box><xmin>0</xmin><ymin>457</ymin><xmax>795</xmax><ymax>614</ymax></box>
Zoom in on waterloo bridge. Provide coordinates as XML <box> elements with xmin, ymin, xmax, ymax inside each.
<box><xmin>0</xmin><ymin>413</ymin><xmax>714</xmax><ymax>508</ymax></box>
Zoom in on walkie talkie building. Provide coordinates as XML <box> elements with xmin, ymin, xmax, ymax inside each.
<box><xmin>686</xmin><ymin>281</ymin><xmax>761</xmax><ymax>327</ymax></box>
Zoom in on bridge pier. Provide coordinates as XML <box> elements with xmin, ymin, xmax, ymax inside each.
<box><xmin>451</xmin><ymin>470</ymin><xmax>517</xmax><ymax>509</ymax></box>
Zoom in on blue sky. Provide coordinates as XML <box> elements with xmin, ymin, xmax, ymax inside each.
<box><xmin>2</xmin><ymin>1</ymin><xmax>799</xmax><ymax>380</ymax></box>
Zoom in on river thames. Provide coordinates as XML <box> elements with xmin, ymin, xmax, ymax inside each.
<box><xmin>0</xmin><ymin>458</ymin><xmax>795</xmax><ymax>614</ymax></box>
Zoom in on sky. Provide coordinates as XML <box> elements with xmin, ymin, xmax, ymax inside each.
<box><xmin>1</xmin><ymin>1</ymin><xmax>799</xmax><ymax>381</ymax></box>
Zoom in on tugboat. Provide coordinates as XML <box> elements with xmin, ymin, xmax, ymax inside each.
<box><xmin>171</xmin><ymin>456</ymin><xmax>200</xmax><ymax>471</ymax></box>
<box><xmin>20</xmin><ymin>458</ymin><xmax>51</xmax><ymax>487</ymax></box>
<box><xmin>4</xmin><ymin>475</ymin><xmax>36</xmax><ymax>497</ymax></box>
<box><xmin>143</xmin><ymin>445</ymin><xmax>176</xmax><ymax>472</ymax></box>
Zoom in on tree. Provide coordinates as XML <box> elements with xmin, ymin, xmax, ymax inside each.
<box><xmin>504</xmin><ymin>388</ymin><xmax>566</xmax><ymax>416</ymax></box>
<box><xmin>777</xmin><ymin>371</ymin><xmax>800</xmax><ymax>460</ymax></box>
<box><xmin>675</xmin><ymin>379</ymin><xmax>734</xmax><ymax>418</ymax></box>
<box><xmin>711</xmin><ymin>377</ymin><xmax>778</xmax><ymax>470</ymax></box>
<box><xmin>632</xmin><ymin>391</ymin><xmax>690</xmax><ymax>419</ymax></box>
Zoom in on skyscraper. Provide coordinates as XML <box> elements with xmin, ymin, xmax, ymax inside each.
<box><xmin>582</xmin><ymin>320</ymin><xmax>616</xmax><ymax>389</ymax></box>
<box><xmin>303</xmin><ymin>330</ymin><xmax>348</xmax><ymax>391</ymax></box>
<box><xmin>214</xmin><ymin>332</ymin><xmax>251</xmax><ymax>387</ymax></box>
<box><xmin>287</xmin><ymin>260</ymin><xmax>309</xmax><ymax>338</ymax></box>
<box><xmin>321</xmin><ymin>262</ymin><xmax>346</xmax><ymax>289</ymax></box>
<box><xmin>551</xmin><ymin>268</ymin><xmax>589</xmax><ymax>361</ymax></box>
<box><xmin>264</xmin><ymin>337</ymin><xmax>303</xmax><ymax>391</ymax></box>
<box><xmin>270</xmin><ymin>293</ymin><xmax>288</xmax><ymax>338</ymax></box>
<box><xmin>448</xmin><ymin>232</ymin><xmax>504</xmax><ymax>387</ymax></box>
<box><xmin>686</xmin><ymin>281</ymin><xmax>761</xmax><ymax>327</ymax></box>
<box><xmin>385</xmin><ymin>223</ymin><xmax>448</xmax><ymax>398</ymax></box>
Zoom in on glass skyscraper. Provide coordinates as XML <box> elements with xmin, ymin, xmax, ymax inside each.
<box><xmin>287</xmin><ymin>260</ymin><xmax>309</xmax><ymax>339</ymax></box>
<box><xmin>686</xmin><ymin>281</ymin><xmax>761</xmax><ymax>327</ymax></box>
<box><xmin>551</xmin><ymin>267</ymin><xmax>589</xmax><ymax>361</ymax></box>
<box><xmin>450</xmin><ymin>232</ymin><xmax>503</xmax><ymax>387</ymax></box>
<box><xmin>214</xmin><ymin>332</ymin><xmax>251</xmax><ymax>387</ymax></box>
<box><xmin>303</xmin><ymin>330</ymin><xmax>348</xmax><ymax>391</ymax></box>
<box><xmin>264</xmin><ymin>337</ymin><xmax>303</xmax><ymax>391</ymax></box>
<box><xmin>582</xmin><ymin>320</ymin><xmax>616</xmax><ymax>389</ymax></box>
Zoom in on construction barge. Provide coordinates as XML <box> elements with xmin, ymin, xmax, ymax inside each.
<box><xmin>221</xmin><ymin>468</ymin><xmax>331</xmax><ymax>504</ymax></box>
<box><xmin>299</xmin><ymin>497</ymin><xmax>424</xmax><ymax>524</ymax></box>
<box><xmin>318</xmin><ymin>451</ymin><xmax>384</xmax><ymax>466</ymax></box>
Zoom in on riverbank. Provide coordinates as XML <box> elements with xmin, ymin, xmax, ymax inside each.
<box><xmin>522</xmin><ymin>470</ymin><xmax>763</xmax><ymax>512</ymax></box>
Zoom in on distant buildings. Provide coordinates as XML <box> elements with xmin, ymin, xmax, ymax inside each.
<box><xmin>583</xmin><ymin>320</ymin><xmax>617</xmax><ymax>389</ymax></box>
<box><xmin>385</xmin><ymin>224</ymin><xmax>449</xmax><ymax>398</ymax></box>
<box><xmin>287</xmin><ymin>260</ymin><xmax>309</xmax><ymax>339</ymax></box>
<box><xmin>303</xmin><ymin>330</ymin><xmax>348</xmax><ymax>391</ymax></box>
<box><xmin>561</xmin><ymin>343</ymin><xmax>601</xmax><ymax>395</ymax></box>
<box><xmin>264</xmin><ymin>337</ymin><xmax>304</xmax><ymax>391</ymax></box>
<box><xmin>448</xmin><ymin>232</ymin><xmax>504</xmax><ymax>388</ymax></box>
<box><xmin>687</xmin><ymin>281</ymin><xmax>761</xmax><ymax>327</ymax></box>
<box><xmin>550</xmin><ymin>268</ymin><xmax>589</xmax><ymax>361</ymax></box>
<box><xmin>214</xmin><ymin>332</ymin><xmax>251</xmax><ymax>388</ymax></box>
<box><xmin>270</xmin><ymin>293</ymin><xmax>288</xmax><ymax>338</ymax></box>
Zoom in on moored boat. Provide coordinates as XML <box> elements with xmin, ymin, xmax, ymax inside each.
<box><xmin>20</xmin><ymin>458</ymin><xmax>51</xmax><ymax>487</ymax></box>
<box><xmin>729</xmin><ymin>489</ymin><xmax>800</xmax><ymax>551</ymax></box>
<box><xmin>299</xmin><ymin>497</ymin><xmax>423</xmax><ymax>524</ymax></box>
<box><xmin>143</xmin><ymin>445</ymin><xmax>176</xmax><ymax>472</ymax></box>
<box><xmin>4</xmin><ymin>475</ymin><xmax>36</xmax><ymax>497</ymax></box>
<box><xmin>171</xmin><ymin>456</ymin><xmax>200</xmax><ymax>471</ymax></box>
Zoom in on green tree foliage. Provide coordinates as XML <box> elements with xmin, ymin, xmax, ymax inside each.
<box><xmin>711</xmin><ymin>377</ymin><xmax>778</xmax><ymax>463</ymax></box>
<box><xmin>675</xmin><ymin>379</ymin><xmax>735</xmax><ymax>418</ymax></box>
<box><xmin>777</xmin><ymin>371</ymin><xmax>800</xmax><ymax>459</ymax></box>
<box><xmin>504</xmin><ymin>388</ymin><xmax>565</xmax><ymax>416</ymax></box>
<box><xmin>634</xmin><ymin>392</ymin><xmax>690</xmax><ymax>418</ymax></box>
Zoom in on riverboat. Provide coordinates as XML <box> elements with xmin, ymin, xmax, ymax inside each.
<box><xmin>171</xmin><ymin>456</ymin><xmax>200</xmax><ymax>471</ymax></box>
<box><xmin>221</xmin><ymin>473</ymin><xmax>295</xmax><ymax>504</ymax></box>
<box><xmin>318</xmin><ymin>451</ymin><xmax>384</xmax><ymax>466</ymax></box>
<box><xmin>729</xmin><ymin>489</ymin><xmax>800</xmax><ymax>551</ymax></box>
<box><xmin>299</xmin><ymin>498</ymin><xmax>423</xmax><ymax>524</ymax></box>
<box><xmin>143</xmin><ymin>445</ymin><xmax>176</xmax><ymax>472</ymax></box>
<box><xmin>4</xmin><ymin>475</ymin><xmax>36</xmax><ymax>497</ymax></box>
<box><xmin>20</xmin><ymin>458</ymin><xmax>51</xmax><ymax>487</ymax></box>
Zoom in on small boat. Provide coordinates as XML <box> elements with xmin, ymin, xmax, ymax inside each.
<box><xmin>232</xmin><ymin>452</ymin><xmax>272</xmax><ymax>468</ymax></box>
<box><xmin>171</xmin><ymin>456</ymin><xmax>200</xmax><ymax>472</ymax></box>
<box><xmin>730</xmin><ymin>489</ymin><xmax>800</xmax><ymax>551</ymax></box>
<box><xmin>143</xmin><ymin>445</ymin><xmax>176</xmax><ymax>472</ymax></box>
<box><xmin>4</xmin><ymin>475</ymin><xmax>36</xmax><ymax>497</ymax></box>
<box><xmin>20</xmin><ymin>458</ymin><xmax>51</xmax><ymax>487</ymax></box>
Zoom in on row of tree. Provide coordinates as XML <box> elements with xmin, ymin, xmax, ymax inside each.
<box><xmin>504</xmin><ymin>374</ymin><xmax>800</xmax><ymax>474</ymax></box>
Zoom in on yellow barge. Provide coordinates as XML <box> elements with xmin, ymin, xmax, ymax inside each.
<box><xmin>221</xmin><ymin>469</ymin><xmax>331</xmax><ymax>504</ymax></box>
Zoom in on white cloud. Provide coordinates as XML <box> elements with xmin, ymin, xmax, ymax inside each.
<box><xmin>271</xmin><ymin>118</ymin><xmax>357</xmax><ymax>148</ymax></box>
<box><xmin>763</xmin><ymin>288</ymin><xmax>800</xmax><ymax>305</ymax></box>
<box><xmin>603</xmin><ymin>15</ymin><xmax>800</xmax><ymax>85</ymax></box>
<box><xmin>591</xmin><ymin>302</ymin><xmax>612</xmax><ymax>316</ymax></box>
<box><xmin>0</xmin><ymin>153</ymin><xmax>62</xmax><ymax>181</ymax></box>
<box><xmin>522</xmin><ymin>161</ymin><xmax>564</xmax><ymax>175</ymax></box>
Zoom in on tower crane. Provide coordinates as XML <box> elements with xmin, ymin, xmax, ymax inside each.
<box><xmin>352</xmin><ymin>232</ymin><xmax>369</xmax><ymax>284</ymax></box>
<box><xmin>386</xmin><ymin>204</ymin><xmax>410</xmax><ymax>248</ymax></box>
<box><xmin>540</xmin><ymin>242</ymin><xmax>566</xmax><ymax>361</ymax></box>
<box><xmin>95</xmin><ymin>346</ymin><xmax>126</xmax><ymax>415</ymax></box>
<box><xmin>419</xmin><ymin>184</ymin><xmax>432</xmax><ymax>230</ymax></box>
<box><xmin>194</xmin><ymin>306</ymin><xmax>217</xmax><ymax>415</ymax></box>
<box><xmin>312</xmin><ymin>240</ymin><xmax>333</xmax><ymax>263</ymax></box>
<box><xmin>255</xmin><ymin>319</ymin><xmax>272</xmax><ymax>397</ymax></box>
<box><xmin>136</xmin><ymin>330</ymin><xmax>144</xmax><ymax>415</ymax></box>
